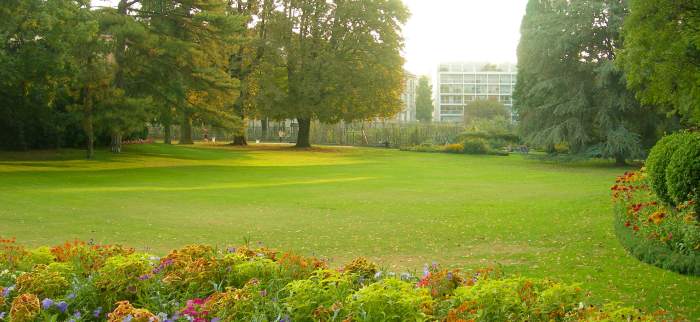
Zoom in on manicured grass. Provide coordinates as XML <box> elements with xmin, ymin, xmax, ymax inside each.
<box><xmin>0</xmin><ymin>143</ymin><xmax>698</xmax><ymax>318</ymax></box>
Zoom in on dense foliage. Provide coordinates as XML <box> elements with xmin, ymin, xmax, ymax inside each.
<box><xmin>645</xmin><ymin>132</ymin><xmax>700</xmax><ymax>216</ymax></box>
<box><xmin>611</xmin><ymin>170</ymin><xmax>700</xmax><ymax>275</ymax></box>
<box><xmin>0</xmin><ymin>0</ymin><xmax>409</xmax><ymax>152</ymax></box>
<box><xmin>618</xmin><ymin>0</ymin><xmax>700</xmax><ymax>125</ymax></box>
<box><xmin>514</xmin><ymin>0</ymin><xmax>665</xmax><ymax>164</ymax></box>
<box><xmin>0</xmin><ymin>0</ymin><xmax>245</xmax><ymax>155</ymax></box>
<box><xmin>0</xmin><ymin>239</ymin><xmax>665</xmax><ymax>321</ymax></box>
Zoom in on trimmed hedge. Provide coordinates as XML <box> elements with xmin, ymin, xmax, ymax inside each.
<box><xmin>666</xmin><ymin>133</ymin><xmax>700</xmax><ymax>215</ymax></box>
<box><xmin>645</xmin><ymin>132</ymin><xmax>694</xmax><ymax>206</ymax></box>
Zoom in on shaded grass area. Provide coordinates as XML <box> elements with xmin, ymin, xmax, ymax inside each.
<box><xmin>0</xmin><ymin>143</ymin><xmax>698</xmax><ymax>318</ymax></box>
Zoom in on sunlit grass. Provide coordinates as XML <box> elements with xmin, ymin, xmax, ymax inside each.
<box><xmin>0</xmin><ymin>143</ymin><xmax>697</xmax><ymax>318</ymax></box>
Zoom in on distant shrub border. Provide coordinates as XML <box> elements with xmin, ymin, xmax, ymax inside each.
<box><xmin>611</xmin><ymin>170</ymin><xmax>700</xmax><ymax>276</ymax></box>
<box><xmin>0</xmin><ymin>239</ymin><xmax>665</xmax><ymax>322</ymax></box>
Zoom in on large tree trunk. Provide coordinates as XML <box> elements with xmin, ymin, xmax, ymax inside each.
<box><xmin>261</xmin><ymin>118</ymin><xmax>269</xmax><ymax>140</ymax></box>
<box><xmin>232</xmin><ymin>134</ymin><xmax>248</xmax><ymax>146</ymax></box>
<box><xmin>295</xmin><ymin>118</ymin><xmax>311</xmax><ymax>148</ymax></box>
<box><xmin>163</xmin><ymin>123</ymin><xmax>172</xmax><ymax>145</ymax></box>
<box><xmin>180</xmin><ymin>111</ymin><xmax>194</xmax><ymax>144</ymax></box>
<box><xmin>110</xmin><ymin>133</ymin><xmax>122</xmax><ymax>153</ymax></box>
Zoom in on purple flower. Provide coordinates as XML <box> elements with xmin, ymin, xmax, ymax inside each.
<box><xmin>139</xmin><ymin>274</ymin><xmax>152</xmax><ymax>280</ymax></box>
<box><xmin>123</xmin><ymin>314</ymin><xmax>133</xmax><ymax>322</ymax></box>
<box><xmin>227</xmin><ymin>247</ymin><xmax>236</xmax><ymax>253</ymax></box>
<box><xmin>211</xmin><ymin>318</ymin><xmax>221</xmax><ymax>322</ymax></box>
<box><xmin>0</xmin><ymin>312</ymin><xmax>6</xmax><ymax>319</ymax></box>
<box><xmin>93</xmin><ymin>307</ymin><xmax>103</xmax><ymax>318</ymax></box>
<box><xmin>41</xmin><ymin>298</ymin><xmax>54</xmax><ymax>310</ymax></box>
<box><xmin>2</xmin><ymin>286</ymin><xmax>14</xmax><ymax>297</ymax></box>
<box><xmin>423</xmin><ymin>264</ymin><xmax>429</xmax><ymax>277</ymax></box>
<box><xmin>67</xmin><ymin>292</ymin><xmax>76</xmax><ymax>299</ymax></box>
<box><xmin>56</xmin><ymin>301</ymin><xmax>68</xmax><ymax>313</ymax></box>
<box><xmin>447</xmin><ymin>272</ymin><xmax>453</xmax><ymax>280</ymax></box>
<box><xmin>73</xmin><ymin>310</ymin><xmax>81</xmax><ymax>318</ymax></box>
<box><xmin>259</xmin><ymin>289</ymin><xmax>267</xmax><ymax>297</ymax></box>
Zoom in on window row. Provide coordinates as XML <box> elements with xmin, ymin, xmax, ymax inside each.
<box><xmin>440</xmin><ymin>95</ymin><xmax>513</xmax><ymax>105</ymax></box>
<box><xmin>440</xmin><ymin>84</ymin><xmax>513</xmax><ymax>95</ymax></box>
<box><xmin>440</xmin><ymin>74</ymin><xmax>516</xmax><ymax>84</ymax></box>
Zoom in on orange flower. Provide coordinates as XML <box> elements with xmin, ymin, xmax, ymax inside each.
<box><xmin>648</xmin><ymin>211</ymin><xmax>666</xmax><ymax>225</ymax></box>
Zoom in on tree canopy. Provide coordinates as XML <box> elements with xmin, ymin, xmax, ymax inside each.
<box><xmin>618</xmin><ymin>0</ymin><xmax>700</xmax><ymax>125</ymax></box>
<box><xmin>514</xmin><ymin>0</ymin><xmax>665</xmax><ymax>164</ymax></box>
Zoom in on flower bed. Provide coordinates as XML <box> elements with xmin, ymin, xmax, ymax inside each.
<box><xmin>611</xmin><ymin>170</ymin><xmax>700</xmax><ymax>275</ymax></box>
<box><xmin>0</xmin><ymin>239</ymin><xmax>664</xmax><ymax>321</ymax></box>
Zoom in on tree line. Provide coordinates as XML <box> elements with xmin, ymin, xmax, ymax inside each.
<box><xmin>515</xmin><ymin>0</ymin><xmax>699</xmax><ymax>164</ymax></box>
<box><xmin>0</xmin><ymin>0</ymin><xmax>408</xmax><ymax>156</ymax></box>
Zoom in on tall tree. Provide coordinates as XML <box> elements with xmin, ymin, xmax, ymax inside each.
<box><xmin>0</xmin><ymin>0</ymin><xmax>98</xmax><ymax>151</ymax></box>
<box><xmin>415</xmin><ymin>75</ymin><xmax>433</xmax><ymax>123</ymax></box>
<box><xmin>514</xmin><ymin>0</ymin><xmax>662</xmax><ymax>164</ymax></box>
<box><xmin>260</xmin><ymin>0</ymin><xmax>409</xmax><ymax>148</ymax></box>
<box><xmin>618</xmin><ymin>0</ymin><xmax>700</xmax><ymax>125</ymax></box>
<box><xmin>142</xmin><ymin>0</ymin><xmax>245</xmax><ymax>145</ymax></box>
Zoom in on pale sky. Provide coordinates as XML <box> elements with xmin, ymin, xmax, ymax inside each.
<box><xmin>91</xmin><ymin>0</ymin><xmax>529</xmax><ymax>77</ymax></box>
<box><xmin>401</xmin><ymin>0</ymin><xmax>528</xmax><ymax>77</ymax></box>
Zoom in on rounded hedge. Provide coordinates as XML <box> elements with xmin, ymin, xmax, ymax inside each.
<box><xmin>666</xmin><ymin>133</ymin><xmax>700</xmax><ymax>212</ymax></box>
<box><xmin>462</xmin><ymin>138</ymin><xmax>490</xmax><ymax>155</ymax></box>
<box><xmin>645</xmin><ymin>132</ymin><xmax>694</xmax><ymax>206</ymax></box>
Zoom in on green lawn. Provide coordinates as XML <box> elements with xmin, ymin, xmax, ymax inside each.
<box><xmin>0</xmin><ymin>144</ymin><xmax>698</xmax><ymax>318</ymax></box>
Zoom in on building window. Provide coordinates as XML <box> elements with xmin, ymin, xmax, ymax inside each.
<box><xmin>488</xmin><ymin>84</ymin><xmax>499</xmax><ymax>94</ymax></box>
<box><xmin>463</xmin><ymin>84</ymin><xmax>475</xmax><ymax>94</ymax></box>
<box><xmin>441</xmin><ymin>74</ymin><xmax>463</xmax><ymax>84</ymax></box>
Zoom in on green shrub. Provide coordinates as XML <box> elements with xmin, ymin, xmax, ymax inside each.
<box><xmin>93</xmin><ymin>253</ymin><xmax>152</xmax><ymax>304</ymax></box>
<box><xmin>462</xmin><ymin>138</ymin><xmax>490</xmax><ymax>155</ymax></box>
<box><xmin>646</xmin><ymin>132</ymin><xmax>694</xmax><ymax>205</ymax></box>
<box><xmin>443</xmin><ymin>143</ymin><xmax>464</xmax><ymax>154</ymax></box>
<box><xmin>666</xmin><ymin>133</ymin><xmax>700</xmax><ymax>215</ymax></box>
<box><xmin>227</xmin><ymin>257</ymin><xmax>281</xmax><ymax>288</ymax></box>
<box><xmin>15</xmin><ymin>262</ymin><xmax>74</xmax><ymax>299</ymax></box>
<box><xmin>448</xmin><ymin>277</ymin><xmax>582</xmax><ymax>321</ymax></box>
<box><xmin>283</xmin><ymin>270</ymin><xmax>356</xmax><ymax>321</ymax></box>
<box><xmin>347</xmin><ymin>278</ymin><xmax>433</xmax><ymax>321</ymax></box>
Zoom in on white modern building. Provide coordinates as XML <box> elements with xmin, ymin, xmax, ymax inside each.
<box><xmin>395</xmin><ymin>72</ymin><xmax>418</xmax><ymax>122</ymax></box>
<box><xmin>435</xmin><ymin>62</ymin><xmax>517</xmax><ymax>122</ymax></box>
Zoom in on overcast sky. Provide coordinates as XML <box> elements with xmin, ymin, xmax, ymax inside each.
<box><xmin>91</xmin><ymin>0</ymin><xmax>529</xmax><ymax>77</ymax></box>
<box><xmin>401</xmin><ymin>0</ymin><xmax>528</xmax><ymax>77</ymax></box>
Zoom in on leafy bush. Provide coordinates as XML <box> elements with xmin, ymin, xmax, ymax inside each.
<box><xmin>665</xmin><ymin>133</ymin><xmax>700</xmax><ymax>215</ymax></box>
<box><xmin>283</xmin><ymin>270</ymin><xmax>356</xmax><ymax>320</ymax></box>
<box><xmin>645</xmin><ymin>132</ymin><xmax>693</xmax><ymax>205</ymax></box>
<box><xmin>93</xmin><ymin>253</ymin><xmax>153</xmax><ymax>304</ymax></box>
<box><xmin>462</xmin><ymin>138</ymin><xmax>490</xmax><ymax>155</ymax></box>
<box><xmin>447</xmin><ymin>278</ymin><xmax>581</xmax><ymax>321</ymax></box>
<box><xmin>443</xmin><ymin>143</ymin><xmax>464</xmax><ymax>154</ymax></box>
<box><xmin>15</xmin><ymin>263</ymin><xmax>74</xmax><ymax>299</ymax></box>
<box><xmin>347</xmin><ymin>278</ymin><xmax>433</xmax><ymax>321</ymax></box>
